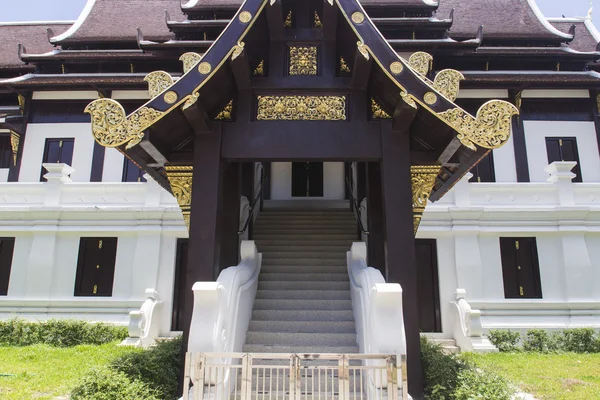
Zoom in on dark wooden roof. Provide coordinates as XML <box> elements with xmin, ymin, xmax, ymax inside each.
<box><xmin>551</xmin><ymin>19</ymin><xmax>599</xmax><ymax>52</ymax></box>
<box><xmin>181</xmin><ymin>0</ymin><xmax>438</xmax><ymax>10</ymax></box>
<box><xmin>0</xmin><ymin>22</ymin><xmax>71</xmax><ymax>70</ymax></box>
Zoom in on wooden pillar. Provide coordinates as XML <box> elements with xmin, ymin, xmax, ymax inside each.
<box><xmin>356</xmin><ymin>162</ymin><xmax>367</xmax><ymax>203</ymax></box>
<box><xmin>509</xmin><ymin>90</ymin><xmax>530</xmax><ymax>182</ymax></box>
<box><xmin>366</xmin><ymin>162</ymin><xmax>385</xmax><ymax>276</ymax></box>
<box><xmin>380</xmin><ymin>121</ymin><xmax>423</xmax><ymax>398</ymax></box>
<box><xmin>219</xmin><ymin>162</ymin><xmax>242</xmax><ymax>272</ymax></box>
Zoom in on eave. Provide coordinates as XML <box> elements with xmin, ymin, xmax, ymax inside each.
<box><xmin>461</xmin><ymin>70</ymin><xmax>600</xmax><ymax>89</ymax></box>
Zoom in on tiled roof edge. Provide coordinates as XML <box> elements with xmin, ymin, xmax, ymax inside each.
<box><xmin>49</xmin><ymin>0</ymin><xmax>97</xmax><ymax>44</ymax></box>
<box><xmin>527</xmin><ymin>0</ymin><xmax>574</xmax><ymax>40</ymax></box>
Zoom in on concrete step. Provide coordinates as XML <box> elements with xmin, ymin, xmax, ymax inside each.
<box><xmin>253</xmin><ymin>299</ymin><xmax>352</xmax><ymax>311</ymax></box>
<box><xmin>262</xmin><ymin>259</ymin><xmax>346</xmax><ymax>267</ymax></box>
<box><xmin>255</xmin><ymin>240</ymin><xmax>355</xmax><ymax>247</ymax></box>
<box><xmin>248</xmin><ymin>320</ymin><xmax>355</xmax><ymax>333</ymax></box>
<box><xmin>254</xmin><ymin>229</ymin><xmax>357</xmax><ymax>235</ymax></box>
<box><xmin>253</xmin><ymin>234</ymin><xmax>358</xmax><ymax>241</ymax></box>
<box><xmin>259</xmin><ymin>273</ymin><xmax>349</xmax><ymax>282</ymax></box>
<box><xmin>246</xmin><ymin>332</ymin><xmax>357</xmax><ymax>347</ymax></box>
<box><xmin>256</xmin><ymin>289</ymin><xmax>350</xmax><ymax>300</ymax></box>
<box><xmin>252</xmin><ymin>309</ymin><xmax>354</xmax><ymax>321</ymax></box>
<box><xmin>262</xmin><ymin>252</ymin><xmax>347</xmax><ymax>260</ymax></box>
<box><xmin>257</xmin><ymin>245</ymin><xmax>351</xmax><ymax>253</ymax></box>
<box><xmin>256</xmin><ymin>218</ymin><xmax>356</xmax><ymax>224</ymax></box>
<box><xmin>258</xmin><ymin>281</ymin><xmax>350</xmax><ymax>290</ymax></box>
<box><xmin>243</xmin><ymin>344</ymin><xmax>359</xmax><ymax>354</ymax></box>
<box><xmin>261</xmin><ymin>265</ymin><xmax>347</xmax><ymax>274</ymax></box>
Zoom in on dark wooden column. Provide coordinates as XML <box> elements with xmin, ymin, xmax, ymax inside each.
<box><xmin>366</xmin><ymin>162</ymin><xmax>385</xmax><ymax>276</ymax></box>
<box><xmin>219</xmin><ymin>162</ymin><xmax>242</xmax><ymax>271</ymax></box>
<box><xmin>509</xmin><ymin>90</ymin><xmax>530</xmax><ymax>182</ymax></box>
<box><xmin>380</xmin><ymin>120</ymin><xmax>423</xmax><ymax>398</ymax></box>
<box><xmin>590</xmin><ymin>90</ymin><xmax>600</xmax><ymax>158</ymax></box>
<box><xmin>356</xmin><ymin>162</ymin><xmax>367</xmax><ymax>203</ymax></box>
<box><xmin>241</xmin><ymin>162</ymin><xmax>256</xmax><ymax>237</ymax></box>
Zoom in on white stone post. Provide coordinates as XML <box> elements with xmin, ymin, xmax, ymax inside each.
<box><xmin>454</xmin><ymin>172</ymin><xmax>473</xmax><ymax>207</ymax></box>
<box><xmin>545</xmin><ymin>161</ymin><xmax>577</xmax><ymax>206</ymax></box>
<box><xmin>42</xmin><ymin>163</ymin><xmax>74</xmax><ymax>206</ymax></box>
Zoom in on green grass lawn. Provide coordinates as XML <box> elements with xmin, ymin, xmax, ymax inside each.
<box><xmin>465</xmin><ymin>352</ymin><xmax>600</xmax><ymax>400</ymax></box>
<box><xmin>0</xmin><ymin>342</ymin><xmax>140</xmax><ymax>400</ymax></box>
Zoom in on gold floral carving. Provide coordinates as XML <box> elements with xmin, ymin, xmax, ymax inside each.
<box><xmin>9</xmin><ymin>131</ymin><xmax>19</xmax><ymax>166</ymax></box>
<box><xmin>371</xmin><ymin>99</ymin><xmax>391</xmax><ymax>119</ymax></box>
<box><xmin>289</xmin><ymin>47</ymin><xmax>317</xmax><ymax>76</ymax></box>
<box><xmin>352</xmin><ymin>12</ymin><xmax>365</xmax><ymax>24</ymax></box>
<box><xmin>144</xmin><ymin>71</ymin><xmax>174</xmax><ymax>98</ymax></box>
<box><xmin>85</xmin><ymin>98</ymin><xmax>164</xmax><ymax>149</ymax></box>
<box><xmin>357</xmin><ymin>41</ymin><xmax>370</xmax><ymax>61</ymax></box>
<box><xmin>339</xmin><ymin>57</ymin><xmax>351</xmax><ymax>73</ymax></box>
<box><xmin>231</xmin><ymin>42</ymin><xmax>245</xmax><ymax>61</ymax></box>
<box><xmin>438</xmin><ymin>100</ymin><xmax>519</xmax><ymax>151</ymax></box>
<box><xmin>424</xmin><ymin>92</ymin><xmax>437</xmax><ymax>105</ymax></box>
<box><xmin>239</xmin><ymin>11</ymin><xmax>252</xmax><ymax>23</ymax></box>
<box><xmin>515</xmin><ymin>91</ymin><xmax>523</xmax><ymax>111</ymax></box>
<box><xmin>179</xmin><ymin>52</ymin><xmax>202</xmax><ymax>74</ymax></box>
<box><xmin>215</xmin><ymin>100</ymin><xmax>233</xmax><ymax>121</ymax></box>
<box><xmin>400</xmin><ymin>90</ymin><xmax>417</xmax><ymax>109</ymax></box>
<box><xmin>18</xmin><ymin>94</ymin><xmax>26</xmax><ymax>115</ymax></box>
<box><xmin>390</xmin><ymin>61</ymin><xmax>403</xmax><ymax>75</ymax></box>
<box><xmin>182</xmin><ymin>92</ymin><xmax>200</xmax><ymax>111</ymax></box>
<box><xmin>408</xmin><ymin>52</ymin><xmax>433</xmax><ymax>76</ymax></box>
<box><xmin>165</xmin><ymin>165</ymin><xmax>193</xmax><ymax>230</ymax></box>
<box><xmin>253</xmin><ymin>60</ymin><xmax>264</xmax><ymax>76</ymax></box>
<box><xmin>198</xmin><ymin>62</ymin><xmax>212</xmax><ymax>75</ymax></box>
<box><xmin>314</xmin><ymin>11</ymin><xmax>323</xmax><ymax>28</ymax></box>
<box><xmin>164</xmin><ymin>91</ymin><xmax>178</xmax><ymax>104</ymax></box>
<box><xmin>433</xmin><ymin>69</ymin><xmax>464</xmax><ymax>101</ymax></box>
<box><xmin>284</xmin><ymin>11</ymin><xmax>292</xmax><ymax>28</ymax></box>
<box><xmin>411</xmin><ymin>165</ymin><xmax>440</xmax><ymax>234</ymax></box>
<box><xmin>257</xmin><ymin>95</ymin><xmax>346</xmax><ymax>121</ymax></box>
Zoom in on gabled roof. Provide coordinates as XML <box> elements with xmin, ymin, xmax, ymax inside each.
<box><xmin>50</xmin><ymin>0</ymin><xmax>183</xmax><ymax>45</ymax></box>
<box><xmin>0</xmin><ymin>22</ymin><xmax>72</xmax><ymax>70</ymax></box>
<box><xmin>438</xmin><ymin>0</ymin><xmax>573</xmax><ymax>41</ymax></box>
<box><xmin>549</xmin><ymin>18</ymin><xmax>600</xmax><ymax>52</ymax></box>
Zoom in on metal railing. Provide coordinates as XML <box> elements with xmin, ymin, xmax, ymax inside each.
<box><xmin>346</xmin><ymin>177</ymin><xmax>368</xmax><ymax>235</ymax></box>
<box><xmin>183</xmin><ymin>353</ymin><xmax>407</xmax><ymax>400</ymax></box>
<box><xmin>239</xmin><ymin>164</ymin><xmax>267</xmax><ymax>235</ymax></box>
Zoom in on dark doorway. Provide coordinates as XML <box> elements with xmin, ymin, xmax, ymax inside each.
<box><xmin>172</xmin><ymin>238</ymin><xmax>189</xmax><ymax>331</ymax></box>
<box><xmin>292</xmin><ymin>162</ymin><xmax>324</xmax><ymax>197</ymax></box>
<box><xmin>415</xmin><ymin>239</ymin><xmax>442</xmax><ymax>332</ymax></box>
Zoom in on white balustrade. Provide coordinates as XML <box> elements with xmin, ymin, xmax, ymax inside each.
<box><xmin>121</xmin><ymin>288</ymin><xmax>162</xmax><ymax>348</ymax></box>
<box><xmin>451</xmin><ymin>289</ymin><xmax>497</xmax><ymax>353</ymax></box>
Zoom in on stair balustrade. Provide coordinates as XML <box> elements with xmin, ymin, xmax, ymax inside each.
<box><xmin>451</xmin><ymin>289</ymin><xmax>498</xmax><ymax>353</ymax></box>
<box><xmin>121</xmin><ymin>288</ymin><xmax>162</xmax><ymax>348</ymax></box>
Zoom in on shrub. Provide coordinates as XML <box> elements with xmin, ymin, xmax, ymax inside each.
<box><xmin>0</xmin><ymin>318</ymin><xmax>127</xmax><ymax>347</ymax></box>
<box><xmin>70</xmin><ymin>367</ymin><xmax>160</xmax><ymax>400</ymax></box>
<box><xmin>420</xmin><ymin>337</ymin><xmax>464</xmax><ymax>399</ymax></box>
<box><xmin>487</xmin><ymin>330</ymin><xmax>521</xmax><ymax>352</ymax></box>
<box><xmin>561</xmin><ymin>328</ymin><xmax>597</xmax><ymax>353</ymax></box>
<box><xmin>111</xmin><ymin>336</ymin><xmax>183</xmax><ymax>400</ymax></box>
<box><xmin>523</xmin><ymin>329</ymin><xmax>550</xmax><ymax>352</ymax></box>
<box><xmin>453</xmin><ymin>366</ymin><xmax>513</xmax><ymax>400</ymax></box>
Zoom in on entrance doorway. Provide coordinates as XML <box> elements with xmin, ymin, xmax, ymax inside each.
<box><xmin>415</xmin><ymin>239</ymin><xmax>442</xmax><ymax>332</ymax></box>
<box><xmin>292</xmin><ymin>162</ymin><xmax>324</xmax><ymax>197</ymax></box>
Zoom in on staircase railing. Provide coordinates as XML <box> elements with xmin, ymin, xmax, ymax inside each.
<box><xmin>452</xmin><ymin>289</ymin><xmax>498</xmax><ymax>353</ymax></box>
<box><xmin>238</xmin><ymin>164</ymin><xmax>267</xmax><ymax>235</ymax></box>
<box><xmin>346</xmin><ymin>177</ymin><xmax>369</xmax><ymax>235</ymax></box>
<box><xmin>347</xmin><ymin>242</ymin><xmax>408</xmax><ymax>399</ymax></box>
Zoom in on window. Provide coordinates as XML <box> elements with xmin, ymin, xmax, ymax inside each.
<box><xmin>545</xmin><ymin>137</ymin><xmax>582</xmax><ymax>183</ymax></box>
<box><xmin>74</xmin><ymin>238</ymin><xmax>118</xmax><ymax>297</ymax></box>
<box><xmin>469</xmin><ymin>152</ymin><xmax>496</xmax><ymax>183</ymax></box>
<box><xmin>40</xmin><ymin>138</ymin><xmax>74</xmax><ymax>181</ymax></box>
<box><xmin>0</xmin><ymin>134</ymin><xmax>12</xmax><ymax>169</ymax></box>
<box><xmin>499</xmin><ymin>237</ymin><xmax>542</xmax><ymax>299</ymax></box>
<box><xmin>0</xmin><ymin>238</ymin><xmax>15</xmax><ymax>296</ymax></box>
<box><xmin>122</xmin><ymin>158</ymin><xmax>146</xmax><ymax>182</ymax></box>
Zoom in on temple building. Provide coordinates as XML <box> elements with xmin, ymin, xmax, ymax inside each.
<box><xmin>1</xmin><ymin>0</ymin><xmax>600</xmax><ymax>398</ymax></box>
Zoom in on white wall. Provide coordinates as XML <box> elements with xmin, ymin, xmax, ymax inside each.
<box><xmin>492</xmin><ymin>128</ymin><xmax>518</xmax><ymax>183</ymax></box>
<box><xmin>20</xmin><ymin>123</ymin><xmax>96</xmax><ymax>183</ymax></box>
<box><xmin>524</xmin><ymin>121</ymin><xmax>600</xmax><ymax>182</ymax></box>
<box><xmin>102</xmin><ymin>148</ymin><xmax>126</xmax><ymax>182</ymax></box>
<box><xmin>270</xmin><ymin>162</ymin><xmax>345</xmax><ymax>200</ymax></box>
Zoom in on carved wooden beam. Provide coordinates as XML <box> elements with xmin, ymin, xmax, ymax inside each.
<box><xmin>411</xmin><ymin>165</ymin><xmax>441</xmax><ymax>234</ymax></box>
<box><xmin>230</xmin><ymin>43</ymin><xmax>252</xmax><ymax>90</ymax></box>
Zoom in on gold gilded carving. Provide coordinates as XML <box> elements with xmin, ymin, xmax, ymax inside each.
<box><xmin>257</xmin><ymin>96</ymin><xmax>346</xmax><ymax>121</ymax></box>
<box><xmin>284</xmin><ymin>11</ymin><xmax>292</xmax><ymax>28</ymax></box>
<box><xmin>411</xmin><ymin>165</ymin><xmax>440</xmax><ymax>234</ymax></box>
<box><xmin>289</xmin><ymin>47</ymin><xmax>317</xmax><ymax>76</ymax></box>
<box><xmin>10</xmin><ymin>131</ymin><xmax>19</xmax><ymax>166</ymax></box>
<box><xmin>182</xmin><ymin>92</ymin><xmax>200</xmax><ymax>111</ymax></box>
<box><xmin>144</xmin><ymin>71</ymin><xmax>173</xmax><ymax>98</ymax></box>
<box><xmin>357</xmin><ymin>41</ymin><xmax>369</xmax><ymax>61</ymax></box>
<box><xmin>232</xmin><ymin>42</ymin><xmax>245</xmax><ymax>61</ymax></box>
<box><xmin>371</xmin><ymin>99</ymin><xmax>391</xmax><ymax>119</ymax></box>
<box><xmin>433</xmin><ymin>69</ymin><xmax>464</xmax><ymax>102</ymax></box>
<box><xmin>253</xmin><ymin>60</ymin><xmax>264</xmax><ymax>76</ymax></box>
<box><xmin>198</xmin><ymin>62</ymin><xmax>212</xmax><ymax>75</ymax></box>
<box><xmin>408</xmin><ymin>52</ymin><xmax>433</xmax><ymax>76</ymax></box>
<box><xmin>339</xmin><ymin>57</ymin><xmax>351</xmax><ymax>73</ymax></box>
<box><xmin>215</xmin><ymin>100</ymin><xmax>233</xmax><ymax>121</ymax></box>
<box><xmin>239</xmin><ymin>11</ymin><xmax>252</xmax><ymax>23</ymax></box>
<box><xmin>438</xmin><ymin>100</ymin><xmax>519</xmax><ymax>151</ymax></box>
<box><xmin>390</xmin><ymin>61</ymin><xmax>404</xmax><ymax>75</ymax></box>
<box><xmin>85</xmin><ymin>98</ymin><xmax>164</xmax><ymax>149</ymax></box>
<box><xmin>165</xmin><ymin>165</ymin><xmax>193</xmax><ymax>230</ymax></box>
<box><xmin>18</xmin><ymin>94</ymin><xmax>26</xmax><ymax>115</ymax></box>
<box><xmin>179</xmin><ymin>52</ymin><xmax>202</xmax><ymax>74</ymax></box>
<box><xmin>164</xmin><ymin>91</ymin><xmax>178</xmax><ymax>104</ymax></box>
<box><xmin>314</xmin><ymin>11</ymin><xmax>323</xmax><ymax>28</ymax></box>
<box><xmin>424</xmin><ymin>92</ymin><xmax>437</xmax><ymax>105</ymax></box>
<box><xmin>400</xmin><ymin>90</ymin><xmax>417</xmax><ymax>109</ymax></box>
<box><xmin>352</xmin><ymin>12</ymin><xmax>365</xmax><ymax>24</ymax></box>
<box><xmin>515</xmin><ymin>91</ymin><xmax>523</xmax><ymax>111</ymax></box>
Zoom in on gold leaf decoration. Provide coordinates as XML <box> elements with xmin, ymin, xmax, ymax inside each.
<box><xmin>182</xmin><ymin>92</ymin><xmax>200</xmax><ymax>111</ymax></box>
<box><xmin>314</xmin><ymin>11</ymin><xmax>323</xmax><ymax>28</ymax></box>
<box><xmin>289</xmin><ymin>47</ymin><xmax>317</xmax><ymax>76</ymax></box>
<box><xmin>284</xmin><ymin>11</ymin><xmax>292</xmax><ymax>28</ymax></box>
<box><xmin>253</xmin><ymin>60</ymin><xmax>264</xmax><ymax>76</ymax></box>
<box><xmin>437</xmin><ymin>100</ymin><xmax>519</xmax><ymax>151</ymax></box>
<box><xmin>408</xmin><ymin>52</ymin><xmax>433</xmax><ymax>76</ymax></box>
<box><xmin>401</xmin><ymin>90</ymin><xmax>417</xmax><ymax>109</ymax></box>
<box><xmin>423</xmin><ymin>92</ymin><xmax>437</xmax><ymax>105</ymax></box>
<box><xmin>411</xmin><ymin>165</ymin><xmax>440</xmax><ymax>234</ymax></box>
<box><xmin>143</xmin><ymin>71</ymin><xmax>174</xmax><ymax>98</ymax></box>
<box><xmin>231</xmin><ymin>42</ymin><xmax>245</xmax><ymax>61</ymax></box>
<box><xmin>433</xmin><ymin>69</ymin><xmax>464</xmax><ymax>102</ymax></box>
<box><xmin>357</xmin><ymin>41</ymin><xmax>369</xmax><ymax>61</ymax></box>
<box><xmin>257</xmin><ymin>95</ymin><xmax>346</xmax><ymax>121</ymax></box>
<box><xmin>179</xmin><ymin>52</ymin><xmax>202</xmax><ymax>74</ymax></box>
<box><xmin>215</xmin><ymin>100</ymin><xmax>233</xmax><ymax>121</ymax></box>
<box><xmin>85</xmin><ymin>98</ymin><xmax>164</xmax><ymax>149</ymax></box>
<box><xmin>371</xmin><ymin>99</ymin><xmax>391</xmax><ymax>119</ymax></box>
<box><xmin>165</xmin><ymin>165</ymin><xmax>193</xmax><ymax>231</ymax></box>
<box><xmin>10</xmin><ymin>131</ymin><xmax>19</xmax><ymax>166</ymax></box>
<box><xmin>339</xmin><ymin>57</ymin><xmax>351</xmax><ymax>73</ymax></box>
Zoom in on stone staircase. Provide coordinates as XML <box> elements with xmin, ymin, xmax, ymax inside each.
<box><xmin>244</xmin><ymin>204</ymin><xmax>359</xmax><ymax>354</ymax></box>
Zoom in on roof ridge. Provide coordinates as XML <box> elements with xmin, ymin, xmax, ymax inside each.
<box><xmin>526</xmin><ymin>0</ymin><xmax>574</xmax><ymax>40</ymax></box>
<box><xmin>49</xmin><ymin>0</ymin><xmax>97</xmax><ymax>44</ymax></box>
<box><xmin>0</xmin><ymin>21</ymin><xmax>74</xmax><ymax>26</ymax></box>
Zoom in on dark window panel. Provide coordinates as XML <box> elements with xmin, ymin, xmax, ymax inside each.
<box><xmin>545</xmin><ymin>137</ymin><xmax>583</xmax><ymax>182</ymax></box>
<box><xmin>500</xmin><ymin>237</ymin><xmax>542</xmax><ymax>299</ymax></box>
<box><xmin>74</xmin><ymin>238</ymin><xmax>118</xmax><ymax>297</ymax></box>
<box><xmin>415</xmin><ymin>239</ymin><xmax>442</xmax><ymax>332</ymax></box>
<box><xmin>171</xmin><ymin>238</ymin><xmax>189</xmax><ymax>331</ymax></box>
<box><xmin>122</xmin><ymin>158</ymin><xmax>147</xmax><ymax>182</ymax></box>
<box><xmin>0</xmin><ymin>238</ymin><xmax>16</xmax><ymax>296</ymax></box>
<box><xmin>40</xmin><ymin>138</ymin><xmax>75</xmax><ymax>181</ymax></box>
<box><xmin>469</xmin><ymin>152</ymin><xmax>496</xmax><ymax>183</ymax></box>
<box><xmin>0</xmin><ymin>134</ymin><xmax>11</xmax><ymax>169</ymax></box>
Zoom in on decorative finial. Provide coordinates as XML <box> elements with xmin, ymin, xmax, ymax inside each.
<box><xmin>588</xmin><ymin>0</ymin><xmax>594</xmax><ymax>19</ymax></box>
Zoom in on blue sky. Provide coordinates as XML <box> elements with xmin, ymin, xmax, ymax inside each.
<box><xmin>0</xmin><ymin>0</ymin><xmax>596</xmax><ymax>24</ymax></box>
